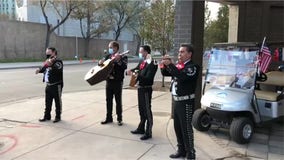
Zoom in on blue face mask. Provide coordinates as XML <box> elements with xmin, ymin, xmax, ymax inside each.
<box><xmin>108</xmin><ymin>48</ymin><xmax>114</xmax><ymax>54</ymax></box>
<box><xmin>138</xmin><ymin>53</ymin><xmax>143</xmax><ymax>59</ymax></box>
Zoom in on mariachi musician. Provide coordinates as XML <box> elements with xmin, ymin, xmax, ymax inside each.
<box><xmin>160</xmin><ymin>43</ymin><xmax>199</xmax><ymax>160</ymax></box>
<box><xmin>36</xmin><ymin>47</ymin><xmax>63</xmax><ymax>123</ymax></box>
<box><xmin>99</xmin><ymin>41</ymin><xmax>128</xmax><ymax>126</ymax></box>
<box><xmin>127</xmin><ymin>45</ymin><xmax>158</xmax><ymax>140</ymax></box>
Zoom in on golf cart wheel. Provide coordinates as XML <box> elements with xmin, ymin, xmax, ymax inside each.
<box><xmin>192</xmin><ymin>109</ymin><xmax>211</xmax><ymax>131</ymax></box>
<box><xmin>230</xmin><ymin>117</ymin><xmax>254</xmax><ymax>144</ymax></box>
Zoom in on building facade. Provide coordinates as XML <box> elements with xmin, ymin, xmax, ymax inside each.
<box><xmin>0</xmin><ymin>0</ymin><xmax>16</xmax><ymax>19</ymax></box>
<box><xmin>6</xmin><ymin>0</ymin><xmax>135</xmax><ymax>42</ymax></box>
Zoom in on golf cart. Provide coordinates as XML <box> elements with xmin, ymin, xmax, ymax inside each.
<box><xmin>192</xmin><ymin>42</ymin><xmax>284</xmax><ymax>144</ymax></box>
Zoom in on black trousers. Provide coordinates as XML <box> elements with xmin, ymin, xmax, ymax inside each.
<box><xmin>44</xmin><ymin>84</ymin><xmax>63</xmax><ymax>119</ymax></box>
<box><xmin>137</xmin><ymin>87</ymin><xmax>153</xmax><ymax>136</ymax></box>
<box><xmin>173</xmin><ymin>98</ymin><xmax>195</xmax><ymax>158</ymax></box>
<box><xmin>106</xmin><ymin>80</ymin><xmax>123</xmax><ymax>121</ymax></box>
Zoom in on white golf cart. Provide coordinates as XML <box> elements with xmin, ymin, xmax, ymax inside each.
<box><xmin>193</xmin><ymin>43</ymin><xmax>284</xmax><ymax>144</ymax></box>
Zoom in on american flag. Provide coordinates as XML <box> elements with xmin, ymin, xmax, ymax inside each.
<box><xmin>259</xmin><ymin>44</ymin><xmax>272</xmax><ymax>73</ymax></box>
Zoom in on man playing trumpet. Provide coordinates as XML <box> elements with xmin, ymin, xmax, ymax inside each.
<box><xmin>36</xmin><ymin>47</ymin><xmax>63</xmax><ymax>123</ymax></box>
<box><xmin>127</xmin><ymin>45</ymin><xmax>157</xmax><ymax>140</ymax></box>
<box><xmin>160</xmin><ymin>43</ymin><xmax>199</xmax><ymax>160</ymax></box>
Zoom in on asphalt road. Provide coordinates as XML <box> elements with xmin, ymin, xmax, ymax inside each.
<box><xmin>0</xmin><ymin>62</ymin><xmax>164</xmax><ymax>106</ymax></box>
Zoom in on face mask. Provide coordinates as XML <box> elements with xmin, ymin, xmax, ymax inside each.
<box><xmin>46</xmin><ymin>54</ymin><xmax>51</xmax><ymax>59</ymax></box>
<box><xmin>108</xmin><ymin>48</ymin><xmax>114</xmax><ymax>54</ymax></box>
<box><xmin>138</xmin><ymin>53</ymin><xmax>143</xmax><ymax>59</ymax></box>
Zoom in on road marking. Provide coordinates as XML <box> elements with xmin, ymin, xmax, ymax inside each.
<box><xmin>20</xmin><ymin>124</ymin><xmax>42</xmax><ymax>128</ymax></box>
<box><xmin>0</xmin><ymin>135</ymin><xmax>18</xmax><ymax>155</ymax></box>
<box><xmin>71</xmin><ymin>114</ymin><xmax>86</xmax><ymax>121</ymax></box>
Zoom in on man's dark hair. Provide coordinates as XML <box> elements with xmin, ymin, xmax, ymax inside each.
<box><xmin>180</xmin><ymin>43</ymin><xmax>194</xmax><ymax>54</ymax></box>
<box><xmin>48</xmin><ymin>47</ymin><xmax>58</xmax><ymax>55</ymax></box>
<box><xmin>141</xmin><ymin>45</ymin><xmax>151</xmax><ymax>54</ymax></box>
<box><xmin>110</xmin><ymin>41</ymin><xmax>119</xmax><ymax>50</ymax></box>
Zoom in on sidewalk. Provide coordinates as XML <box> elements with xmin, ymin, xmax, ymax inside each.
<box><xmin>0</xmin><ymin>88</ymin><xmax>222</xmax><ymax>160</ymax></box>
<box><xmin>0</xmin><ymin>88</ymin><xmax>283</xmax><ymax>160</ymax></box>
<box><xmin>0</xmin><ymin>62</ymin><xmax>283</xmax><ymax>160</ymax></box>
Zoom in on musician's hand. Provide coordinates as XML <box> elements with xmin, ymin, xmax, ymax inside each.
<box><xmin>114</xmin><ymin>54</ymin><xmax>121</xmax><ymax>61</ymax></box>
<box><xmin>35</xmin><ymin>68</ymin><xmax>40</xmax><ymax>74</ymax></box>
<box><xmin>161</xmin><ymin>59</ymin><xmax>172</xmax><ymax>66</ymax></box>
<box><xmin>50</xmin><ymin>56</ymin><xmax>56</xmax><ymax>62</ymax></box>
<box><xmin>44</xmin><ymin>59</ymin><xmax>53</xmax><ymax>67</ymax></box>
<box><xmin>98</xmin><ymin>59</ymin><xmax>104</xmax><ymax>65</ymax></box>
<box><xmin>161</xmin><ymin>55</ymin><xmax>172</xmax><ymax>66</ymax></box>
<box><xmin>126</xmin><ymin>70</ymin><xmax>132</xmax><ymax>76</ymax></box>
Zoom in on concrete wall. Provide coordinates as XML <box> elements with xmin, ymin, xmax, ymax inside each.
<box><xmin>0</xmin><ymin>20</ymin><xmax>46</xmax><ymax>59</ymax></box>
<box><xmin>0</xmin><ymin>20</ymin><xmax>138</xmax><ymax>60</ymax></box>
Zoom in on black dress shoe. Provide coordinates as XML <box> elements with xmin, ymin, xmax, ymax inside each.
<box><xmin>130</xmin><ymin>129</ymin><xmax>145</xmax><ymax>134</ymax></box>
<box><xmin>101</xmin><ymin>119</ymin><xmax>113</xmax><ymax>125</ymax></box>
<box><xmin>186</xmin><ymin>153</ymin><xmax>195</xmax><ymax>160</ymax></box>
<box><xmin>39</xmin><ymin>118</ymin><xmax>51</xmax><ymax>122</ymax></box>
<box><xmin>118</xmin><ymin>121</ymin><xmax>123</xmax><ymax>126</ymax></box>
<box><xmin>53</xmin><ymin>118</ymin><xmax>61</xmax><ymax>123</ymax></box>
<box><xmin>140</xmin><ymin>134</ymin><xmax>152</xmax><ymax>140</ymax></box>
<box><xmin>169</xmin><ymin>152</ymin><xmax>186</xmax><ymax>158</ymax></box>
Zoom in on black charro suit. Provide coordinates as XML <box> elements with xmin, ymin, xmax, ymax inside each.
<box><xmin>161</xmin><ymin>60</ymin><xmax>199</xmax><ymax>159</ymax></box>
<box><xmin>131</xmin><ymin>59</ymin><xmax>158</xmax><ymax>136</ymax></box>
<box><xmin>104</xmin><ymin>53</ymin><xmax>128</xmax><ymax>122</ymax></box>
<box><xmin>39</xmin><ymin>58</ymin><xmax>63</xmax><ymax>120</ymax></box>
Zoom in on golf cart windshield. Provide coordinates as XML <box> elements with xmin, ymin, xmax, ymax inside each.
<box><xmin>205</xmin><ymin>49</ymin><xmax>258</xmax><ymax>90</ymax></box>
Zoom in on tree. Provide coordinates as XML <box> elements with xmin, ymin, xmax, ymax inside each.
<box><xmin>39</xmin><ymin>0</ymin><xmax>77</xmax><ymax>49</ymax></box>
<box><xmin>124</xmin><ymin>1</ymin><xmax>148</xmax><ymax>54</ymax></box>
<box><xmin>101</xmin><ymin>0</ymin><xmax>145</xmax><ymax>41</ymax></box>
<box><xmin>140</xmin><ymin>0</ymin><xmax>175</xmax><ymax>55</ymax></box>
<box><xmin>71</xmin><ymin>0</ymin><xmax>112</xmax><ymax>57</ymax></box>
<box><xmin>204</xmin><ymin>3</ymin><xmax>229</xmax><ymax>49</ymax></box>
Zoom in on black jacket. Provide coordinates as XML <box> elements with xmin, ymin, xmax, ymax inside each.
<box><xmin>39</xmin><ymin>59</ymin><xmax>63</xmax><ymax>86</ymax></box>
<box><xmin>161</xmin><ymin>60</ymin><xmax>199</xmax><ymax>96</ymax></box>
<box><xmin>104</xmin><ymin>53</ymin><xmax>128</xmax><ymax>82</ymax></box>
<box><xmin>131</xmin><ymin>60</ymin><xmax>158</xmax><ymax>86</ymax></box>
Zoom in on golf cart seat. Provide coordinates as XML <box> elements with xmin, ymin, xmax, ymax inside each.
<box><xmin>256</xmin><ymin>71</ymin><xmax>284</xmax><ymax>101</ymax></box>
<box><xmin>255</xmin><ymin>90</ymin><xmax>280</xmax><ymax>101</ymax></box>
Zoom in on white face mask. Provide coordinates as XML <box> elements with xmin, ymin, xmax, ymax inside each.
<box><xmin>138</xmin><ymin>53</ymin><xmax>143</xmax><ymax>59</ymax></box>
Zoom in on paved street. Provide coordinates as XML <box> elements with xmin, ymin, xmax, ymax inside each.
<box><xmin>0</xmin><ymin>62</ymin><xmax>144</xmax><ymax>105</ymax></box>
<box><xmin>0</xmin><ymin>61</ymin><xmax>283</xmax><ymax>160</ymax></box>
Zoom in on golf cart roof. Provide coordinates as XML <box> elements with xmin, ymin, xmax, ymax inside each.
<box><xmin>213</xmin><ymin>42</ymin><xmax>260</xmax><ymax>50</ymax></box>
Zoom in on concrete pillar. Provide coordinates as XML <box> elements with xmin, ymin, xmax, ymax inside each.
<box><xmin>173</xmin><ymin>0</ymin><xmax>204</xmax><ymax>110</ymax></box>
<box><xmin>228</xmin><ymin>5</ymin><xmax>239</xmax><ymax>43</ymax></box>
<box><xmin>173</xmin><ymin>0</ymin><xmax>193</xmax><ymax>52</ymax></box>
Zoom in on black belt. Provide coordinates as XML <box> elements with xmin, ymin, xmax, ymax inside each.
<box><xmin>46</xmin><ymin>82</ymin><xmax>62</xmax><ymax>86</ymax></box>
<box><xmin>138</xmin><ymin>85</ymin><xmax>152</xmax><ymax>88</ymax></box>
<box><xmin>173</xmin><ymin>94</ymin><xmax>195</xmax><ymax>101</ymax></box>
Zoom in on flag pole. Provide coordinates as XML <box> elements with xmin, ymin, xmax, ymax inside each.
<box><xmin>260</xmin><ymin>36</ymin><xmax>266</xmax><ymax>52</ymax></box>
<box><xmin>258</xmin><ymin>37</ymin><xmax>266</xmax><ymax>74</ymax></box>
